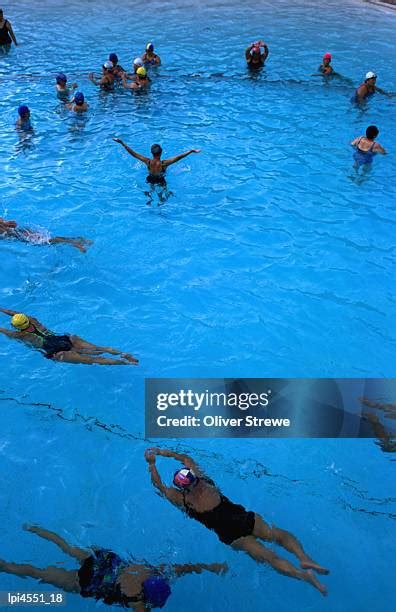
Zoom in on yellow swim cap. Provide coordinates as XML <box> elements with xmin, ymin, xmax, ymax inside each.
<box><xmin>137</xmin><ymin>66</ymin><xmax>147</xmax><ymax>77</ymax></box>
<box><xmin>11</xmin><ymin>313</ymin><xmax>30</xmax><ymax>330</ymax></box>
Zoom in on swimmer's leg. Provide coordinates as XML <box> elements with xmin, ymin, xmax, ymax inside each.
<box><xmin>52</xmin><ymin>350</ymin><xmax>134</xmax><ymax>366</ymax></box>
<box><xmin>23</xmin><ymin>525</ymin><xmax>90</xmax><ymax>563</ymax></box>
<box><xmin>252</xmin><ymin>514</ymin><xmax>329</xmax><ymax>575</ymax></box>
<box><xmin>0</xmin><ymin>559</ymin><xmax>80</xmax><ymax>593</ymax></box>
<box><xmin>231</xmin><ymin>536</ymin><xmax>327</xmax><ymax>596</ymax></box>
<box><xmin>69</xmin><ymin>337</ymin><xmax>138</xmax><ymax>363</ymax></box>
<box><xmin>49</xmin><ymin>237</ymin><xmax>91</xmax><ymax>253</ymax></box>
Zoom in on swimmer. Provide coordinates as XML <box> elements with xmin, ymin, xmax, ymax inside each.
<box><xmin>145</xmin><ymin>448</ymin><xmax>329</xmax><ymax>596</ymax></box>
<box><xmin>0</xmin><ymin>8</ymin><xmax>17</xmax><ymax>52</ymax></box>
<box><xmin>0</xmin><ymin>525</ymin><xmax>227</xmax><ymax>610</ymax></box>
<box><xmin>0</xmin><ymin>309</ymin><xmax>138</xmax><ymax>365</ymax></box>
<box><xmin>16</xmin><ymin>105</ymin><xmax>32</xmax><ymax>130</ymax></box>
<box><xmin>55</xmin><ymin>73</ymin><xmax>78</xmax><ymax>100</ymax></box>
<box><xmin>245</xmin><ymin>40</ymin><xmax>269</xmax><ymax>68</ymax></box>
<box><xmin>351</xmin><ymin>125</ymin><xmax>386</xmax><ymax>169</ymax></box>
<box><xmin>142</xmin><ymin>42</ymin><xmax>161</xmax><ymax>66</ymax></box>
<box><xmin>122</xmin><ymin>66</ymin><xmax>150</xmax><ymax>90</ymax></box>
<box><xmin>89</xmin><ymin>61</ymin><xmax>115</xmax><ymax>90</ymax></box>
<box><xmin>67</xmin><ymin>91</ymin><xmax>89</xmax><ymax>112</ymax></box>
<box><xmin>318</xmin><ymin>53</ymin><xmax>333</xmax><ymax>75</ymax></box>
<box><xmin>109</xmin><ymin>52</ymin><xmax>125</xmax><ymax>79</ymax></box>
<box><xmin>354</xmin><ymin>72</ymin><xmax>391</xmax><ymax>102</ymax></box>
<box><xmin>0</xmin><ymin>217</ymin><xmax>91</xmax><ymax>252</ymax></box>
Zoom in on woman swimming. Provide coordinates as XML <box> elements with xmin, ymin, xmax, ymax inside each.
<box><xmin>351</xmin><ymin>125</ymin><xmax>386</xmax><ymax>169</ymax></box>
<box><xmin>0</xmin><ymin>217</ymin><xmax>91</xmax><ymax>252</ymax></box>
<box><xmin>145</xmin><ymin>448</ymin><xmax>329</xmax><ymax>596</ymax></box>
<box><xmin>0</xmin><ymin>309</ymin><xmax>138</xmax><ymax>365</ymax></box>
<box><xmin>0</xmin><ymin>525</ymin><xmax>227</xmax><ymax>610</ymax></box>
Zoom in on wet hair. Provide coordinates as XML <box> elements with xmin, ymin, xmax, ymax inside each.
<box><xmin>366</xmin><ymin>125</ymin><xmax>379</xmax><ymax>140</ymax></box>
<box><xmin>151</xmin><ymin>144</ymin><xmax>162</xmax><ymax>157</ymax></box>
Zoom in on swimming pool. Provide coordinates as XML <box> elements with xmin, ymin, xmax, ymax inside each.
<box><xmin>0</xmin><ymin>0</ymin><xmax>395</xmax><ymax>609</ymax></box>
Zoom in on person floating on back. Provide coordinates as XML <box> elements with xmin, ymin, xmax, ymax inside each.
<box><xmin>0</xmin><ymin>217</ymin><xmax>92</xmax><ymax>252</ymax></box>
<box><xmin>67</xmin><ymin>91</ymin><xmax>89</xmax><ymax>112</ymax></box>
<box><xmin>0</xmin><ymin>8</ymin><xmax>17</xmax><ymax>52</ymax></box>
<box><xmin>351</xmin><ymin>125</ymin><xmax>386</xmax><ymax>170</ymax></box>
<box><xmin>245</xmin><ymin>40</ymin><xmax>269</xmax><ymax>68</ymax></box>
<box><xmin>0</xmin><ymin>524</ymin><xmax>227</xmax><ymax>610</ymax></box>
<box><xmin>142</xmin><ymin>42</ymin><xmax>161</xmax><ymax>66</ymax></box>
<box><xmin>0</xmin><ymin>309</ymin><xmax>138</xmax><ymax>365</ymax></box>
<box><xmin>16</xmin><ymin>105</ymin><xmax>32</xmax><ymax>131</ymax></box>
<box><xmin>89</xmin><ymin>61</ymin><xmax>115</xmax><ymax>90</ymax></box>
<box><xmin>55</xmin><ymin>73</ymin><xmax>78</xmax><ymax>101</ymax></box>
<box><xmin>145</xmin><ymin>448</ymin><xmax>329</xmax><ymax>596</ymax></box>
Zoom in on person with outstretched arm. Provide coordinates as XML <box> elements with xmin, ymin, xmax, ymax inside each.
<box><xmin>145</xmin><ymin>447</ymin><xmax>329</xmax><ymax>596</ymax></box>
<box><xmin>245</xmin><ymin>40</ymin><xmax>269</xmax><ymax>68</ymax></box>
<box><xmin>0</xmin><ymin>308</ymin><xmax>138</xmax><ymax>365</ymax></box>
<box><xmin>0</xmin><ymin>524</ymin><xmax>227</xmax><ymax>611</ymax></box>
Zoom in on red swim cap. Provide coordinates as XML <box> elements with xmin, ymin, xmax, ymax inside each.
<box><xmin>323</xmin><ymin>53</ymin><xmax>332</xmax><ymax>60</ymax></box>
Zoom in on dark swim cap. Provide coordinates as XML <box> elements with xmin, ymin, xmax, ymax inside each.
<box><xmin>143</xmin><ymin>577</ymin><xmax>171</xmax><ymax>609</ymax></box>
<box><xmin>56</xmin><ymin>73</ymin><xmax>67</xmax><ymax>84</ymax></box>
<box><xmin>151</xmin><ymin>144</ymin><xmax>162</xmax><ymax>156</ymax></box>
<box><xmin>18</xmin><ymin>105</ymin><xmax>30</xmax><ymax>117</ymax></box>
<box><xmin>109</xmin><ymin>53</ymin><xmax>118</xmax><ymax>63</ymax></box>
<box><xmin>74</xmin><ymin>92</ymin><xmax>84</xmax><ymax>105</ymax></box>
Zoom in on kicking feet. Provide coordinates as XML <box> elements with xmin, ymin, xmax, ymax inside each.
<box><xmin>120</xmin><ymin>352</ymin><xmax>139</xmax><ymax>365</ymax></box>
<box><xmin>304</xmin><ymin>569</ymin><xmax>328</xmax><ymax>596</ymax></box>
<box><xmin>301</xmin><ymin>559</ymin><xmax>329</xmax><ymax>575</ymax></box>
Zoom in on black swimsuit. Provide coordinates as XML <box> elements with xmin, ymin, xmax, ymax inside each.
<box><xmin>27</xmin><ymin>325</ymin><xmax>73</xmax><ymax>359</ymax></box>
<box><xmin>146</xmin><ymin>161</ymin><xmax>167</xmax><ymax>186</ymax></box>
<box><xmin>0</xmin><ymin>20</ymin><xmax>11</xmax><ymax>46</ymax></box>
<box><xmin>182</xmin><ymin>478</ymin><xmax>255</xmax><ymax>545</ymax></box>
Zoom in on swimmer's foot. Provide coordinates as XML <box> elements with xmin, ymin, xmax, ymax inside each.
<box><xmin>304</xmin><ymin>570</ymin><xmax>327</xmax><ymax>596</ymax></box>
<box><xmin>301</xmin><ymin>559</ymin><xmax>329</xmax><ymax>575</ymax></box>
<box><xmin>120</xmin><ymin>352</ymin><xmax>139</xmax><ymax>365</ymax></box>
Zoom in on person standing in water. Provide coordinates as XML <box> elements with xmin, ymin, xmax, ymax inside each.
<box><xmin>16</xmin><ymin>105</ymin><xmax>32</xmax><ymax>130</ymax></box>
<box><xmin>122</xmin><ymin>67</ymin><xmax>150</xmax><ymax>91</ymax></box>
<box><xmin>0</xmin><ymin>217</ymin><xmax>91</xmax><ymax>251</ymax></box>
<box><xmin>353</xmin><ymin>72</ymin><xmax>392</xmax><ymax>103</ymax></box>
<box><xmin>0</xmin><ymin>8</ymin><xmax>17</xmax><ymax>52</ymax></box>
<box><xmin>67</xmin><ymin>91</ymin><xmax>89</xmax><ymax>112</ymax></box>
<box><xmin>55</xmin><ymin>73</ymin><xmax>78</xmax><ymax>101</ymax></box>
<box><xmin>318</xmin><ymin>53</ymin><xmax>333</xmax><ymax>75</ymax></box>
<box><xmin>89</xmin><ymin>61</ymin><xmax>115</xmax><ymax>90</ymax></box>
<box><xmin>0</xmin><ymin>524</ymin><xmax>227</xmax><ymax>610</ymax></box>
<box><xmin>145</xmin><ymin>448</ymin><xmax>329</xmax><ymax>596</ymax></box>
<box><xmin>351</xmin><ymin>125</ymin><xmax>386</xmax><ymax>170</ymax></box>
<box><xmin>0</xmin><ymin>309</ymin><xmax>138</xmax><ymax>365</ymax></box>
<box><xmin>245</xmin><ymin>40</ymin><xmax>269</xmax><ymax>68</ymax></box>
<box><xmin>142</xmin><ymin>42</ymin><xmax>161</xmax><ymax>66</ymax></box>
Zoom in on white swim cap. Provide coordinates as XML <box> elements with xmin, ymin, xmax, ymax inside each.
<box><xmin>103</xmin><ymin>60</ymin><xmax>114</xmax><ymax>70</ymax></box>
<box><xmin>365</xmin><ymin>71</ymin><xmax>377</xmax><ymax>80</ymax></box>
<box><xmin>133</xmin><ymin>57</ymin><xmax>144</xmax><ymax>67</ymax></box>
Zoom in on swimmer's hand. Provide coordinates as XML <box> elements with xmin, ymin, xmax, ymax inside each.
<box><xmin>113</xmin><ymin>137</ymin><xmax>124</xmax><ymax>145</ymax></box>
<box><xmin>144</xmin><ymin>449</ymin><xmax>157</xmax><ymax>464</ymax></box>
<box><xmin>208</xmin><ymin>563</ymin><xmax>228</xmax><ymax>575</ymax></box>
<box><xmin>191</xmin><ymin>149</ymin><xmax>201</xmax><ymax>153</ymax></box>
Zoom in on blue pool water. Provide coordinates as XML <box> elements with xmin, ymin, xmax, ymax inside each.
<box><xmin>0</xmin><ymin>0</ymin><xmax>395</xmax><ymax>610</ymax></box>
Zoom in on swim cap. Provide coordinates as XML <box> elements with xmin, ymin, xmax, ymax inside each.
<box><xmin>365</xmin><ymin>71</ymin><xmax>377</xmax><ymax>80</ymax></box>
<box><xmin>133</xmin><ymin>57</ymin><xmax>144</xmax><ymax>67</ymax></box>
<box><xmin>143</xmin><ymin>577</ymin><xmax>171</xmax><ymax>609</ymax></box>
<box><xmin>323</xmin><ymin>53</ymin><xmax>332</xmax><ymax>60</ymax></box>
<box><xmin>146</xmin><ymin>42</ymin><xmax>154</xmax><ymax>52</ymax></box>
<box><xmin>109</xmin><ymin>53</ymin><xmax>118</xmax><ymax>63</ymax></box>
<box><xmin>74</xmin><ymin>92</ymin><xmax>84</xmax><ymax>105</ymax></box>
<box><xmin>17</xmin><ymin>105</ymin><xmax>30</xmax><ymax>117</ymax></box>
<box><xmin>11</xmin><ymin>313</ymin><xmax>30</xmax><ymax>330</ymax></box>
<box><xmin>136</xmin><ymin>66</ymin><xmax>147</xmax><ymax>77</ymax></box>
<box><xmin>103</xmin><ymin>60</ymin><xmax>114</xmax><ymax>70</ymax></box>
<box><xmin>151</xmin><ymin>144</ymin><xmax>162</xmax><ymax>156</ymax></box>
<box><xmin>56</xmin><ymin>73</ymin><xmax>67</xmax><ymax>84</ymax></box>
<box><xmin>173</xmin><ymin>468</ymin><xmax>198</xmax><ymax>489</ymax></box>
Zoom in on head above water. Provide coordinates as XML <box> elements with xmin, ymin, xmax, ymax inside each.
<box><xmin>366</xmin><ymin>125</ymin><xmax>379</xmax><ymax>140</ymax></box>
<box><xmin>323</xmin><ymin>53</ymin><xmax>332</xmax><ymax>62</ymax></box>
<box><xmin>103</xmin><ymin>60</ymin><xmax>114</xmax><ymax>71</ymax></box>
<box><xmin>146</xmin><ymin>42</ymin><xmax>154</xmax><ymax>53</ymax></box>
<box><xmin>56</xmin><ymin>73</ymin><xmax>67</xmax><ymax>85</ymax></box>
<box><xmin>173</xmin><ymin>468</ymin><xmax>198</xmax><ymax>489</ymax></box>
<box><xmin>17</xmin><ymin>105</ymin><xmax>30</xmax><ymax>118</ymax></box>
<box><xmin>109</xmin><ymin>53</ymin><xmax>118</xmax><ymax>65</ymax></box>
<box><xmin>136</xmin><ymin>66</ymin><xmax>147</xmax><ymax>78</ymax></box>
<box><xmin>143</xmin><ymin>577</ymin><xmax>171</xmax><ymax>609</ymax></box>
<box><xmin>74</xmin><ymin>92</ymin><xmax>84</xmax><ymax>106</ymax></box>
<box><xmin>365</xmin><ymin>71</ymin><xmax>377</xmax><ymax>82</ymax></box>
<box><xmin>151</xmin><ymin>144</ymin><xmax>162</xmax><ymax>157</ymax></box>
<box><xmin>133</xmin><ymin>57</ymin><xmax>144</xmax><ymax>68</ymax></box>
<box><xmin>11</xmin><ymin>313</ymin><xmax>30</xmax><ymax>331</ymax></box>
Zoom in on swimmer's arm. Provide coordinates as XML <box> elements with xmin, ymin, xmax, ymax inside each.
<box><xmin>163</xmin><ymin>149</ymin><xmax>201</xmax><ymax>167</ymax></box>
<box><xmin>373</xmin><ymin>143</ymin><xmax>387</xmax><ymax>155</ymax></box>
<box><xmin>245</xmin><ymin>45</ymin><xmax>253</xmax><ymax>61</ymax></box>
<box><xmin>350</xmin><ymin>137</ymin><xmax>360</xmax><ymax>147</ymax></box>
<box><xmin>112</xmin><ymin>138</ymin><xmax>150</xmax><ymax>163</ymax></box>
<box><xmin>0</xmin><ymin>308</ymin><xmax>18</xmax><ymax>317</ymax></box>
<box><xmin>152</xmin><ymin>448</ymin><xmax>202</xmax><ymax>474</ymax></box>
<box><xmin>147</xmin><ymin>460</ymin><xmax>184</xmax><ymax>507</ymax></box>
<box><xmin>88</xmin><ymin>73</ymin><xmax>99</xmax><ymax>85</ymax></box>
<box><xmin>375</xmin><ymin>86</ymin><xmax>389</xmax><ymax>96</ymax></box>
<box><xmin>171</xmin><ymin>563</ymin><xmax>228</xmax><ymax>577</ymax></box>
<box><xmin>355</xmin><ymin>84</ymin><xmax>367</xmax><ymax>100</ymax></box>
<box><xmin>7</xmin><ymin>21</ymin><xmax>17</xmax><ymax>45</ymax></box>
<box><xmin>262</xmin><ymin>44</ymin><xmax>269</xmax><ymax>61</ymax></box>
<box><xmin>0</xmin><ymin>327</ymin><xmax>19</xmax><ymax>338</ymax></box>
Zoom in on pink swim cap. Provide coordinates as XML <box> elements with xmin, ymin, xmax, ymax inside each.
<box><xmin>173</xmin><ymin>468</ymin><xmax>198</xmax><ymax>489</ymax></box>
<box><xmin>323</xmin><ymin>53</ymin><xmax>332</xmax><ymax>60</ymax></box>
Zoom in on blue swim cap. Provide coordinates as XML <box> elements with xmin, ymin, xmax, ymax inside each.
<box><xmin>146</xmin><ymin>42</ymin><xmax>154</xmax><ymax>52</ymax></box>
<box><xmin>56</xmin><ymin>73</ymin><xmax>67</xmax><ymax>84</ymax></box>
<box><xmin>18</xmin><ymin>105</ymin><xmax>30</xmax><ymax>117</ymax></box>
<box><xmin>109</xmin><ymin>53</ymin><xmax>118</xmax><ymax>63</ymax></box>
<box><xmin>143</xmin><ymin>577</ymin><xmax>171</xmax><ymax>609</ymax></box>
<box><xmin>74</xmin><ymin>92</ymin><xmax>84</xmax><ymax>105</ymax></box>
